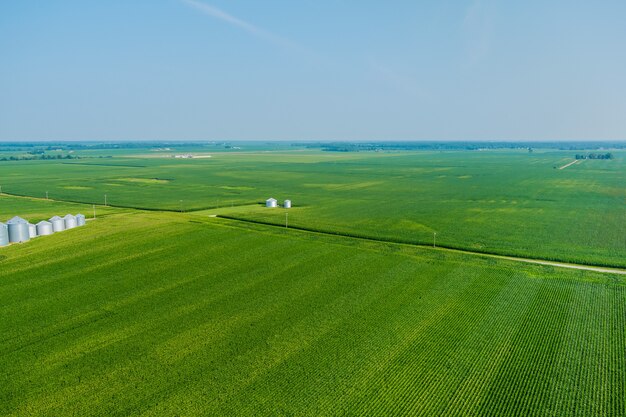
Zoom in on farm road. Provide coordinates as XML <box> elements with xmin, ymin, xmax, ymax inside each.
<box><xmin>454</xmin><ymin>251</ymin><xmax>626</xmax><ymax>275</ymax></box>
<box><xmin>558</xmin><ymin>159</ymin><xmax>580</xmax><ymax>170</ymax></box>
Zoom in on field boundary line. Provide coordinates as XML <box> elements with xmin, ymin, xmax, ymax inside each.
<box><xmin>0</xmin><ymin>192</ymin><xmax>257</xmax><ymax>213</ymax></box>
<box><xmin>215</xmin><ymin>215</ymin><xmax>626</xmax><ymax>276</ymax></box>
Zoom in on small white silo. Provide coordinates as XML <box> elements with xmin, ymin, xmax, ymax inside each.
<box><xmin>64</xmin><ymin>214</ymin><xmax>78</xmax><ymax>229</ymax></box>
<box><xmin>7</xmin><ymin>216</ymin><xmax>30</xmax><ymax>243</ymax></box>
<box><xmin>36</xmin><ymin>220</ymin><xmax>54</xmax><ymax>236</ymax></box>
<box><xmin>28</xmin><ymin>223</ymin><xmax>37</xmax><ymax>238</ymax></box>
<box><xmin>76</xmin><ymin>214</ymin><xmax>86</xmax><ymax>226</ymax></box>
<box><xmin>50</xmin><ymin>216</ymin><xmax>65</xmax><ymax>232</ymax></box>
<box><xmin>284</xmin><ymin>200</ymin><xmax>291</xmax><ymax>209</ymax></box>
<box><xmin>266</xmin><ymin>198</ymin><xmax>277</xmax><ymax>208</ymax></box>
<box><xmin>0</xmin><ymin>222</ymin><xmax>8</xmax><ymax>246</ymax></box>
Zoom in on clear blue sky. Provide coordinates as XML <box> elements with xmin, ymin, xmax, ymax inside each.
<box><xmin>1</xmin><ymin>1</ymin><xmax>625</xmax><ymax>141</ymax></box>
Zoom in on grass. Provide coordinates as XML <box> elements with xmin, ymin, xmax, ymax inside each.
<box><xmin>0</xmin><ymin>198</ymin><xmax>624</xmax><ymax>416</ymax></box>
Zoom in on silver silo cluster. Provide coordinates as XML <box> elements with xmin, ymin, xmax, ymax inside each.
<box><xmin>265</xmin><ymin>197</ymin><xmax>292</xmax><ymax>208</ymax></box>
<box><xmin>1</xmin><ymin>213</ymin><xmax>88</xmax><ymax>247</ymax></box>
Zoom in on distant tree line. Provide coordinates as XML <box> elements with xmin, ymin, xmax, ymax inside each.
<box><xmin>1</xmin><ymin>140</ymin><xmax>625</xmax><ymax>154</ymax></box>
<box><xmin>575</xmin><ymin>153</ymin><xmax>613</xmax><ymax>160</ymax></box>
<box><xmin>0</xmin><ymin>154</ymin><xmax>79</xmax><ymax>162</ymax></box>
<box><xmin>297</xmin><ymin>141</ymin><xmax>626</xmax><ymax>152</ymax></box>
<box><xmin>0</xmin><ymin>141</ymin><xmax>221</xmax><ymax>152</ymax></box>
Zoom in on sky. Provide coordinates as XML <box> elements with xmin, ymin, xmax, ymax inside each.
<box><xmin>1</xmin><ymin>0</ymin><xmax>626</xmax><ymax>142</ymax></box>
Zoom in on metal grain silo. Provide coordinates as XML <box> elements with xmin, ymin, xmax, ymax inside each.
<box><xmin>7</xmin><ymin>216</ymin><xmax>30</xmax><ymax>243</ymax></box>
<box><xmin>36</xmin><ymin>220</ymin><xmax>54</xmax><ymax>236</ymax></box>
<box><xmin>28</xmin><ymin>223</ymin><xmax>37</xmax><ymax>238</ymax></box>
<box><xmin>76</xmin><ymin>214</ymin><xmax>86</xmax><ymax>226</ymax></box>
<box><xmin>266</xmin><ymin>198</ymin><xmax>277</xmax><ymax>208</ymax></box>
<box><xmin>50</xmin><ymin>216</ymin><xmax>65</xmax><ymax>232</ymax></box>
<box><xmin>284</xmin><ymin>199</ymin><xmax>292</xmax><ymax>209</ymax></box>
<box><xmin>0</xmin><ymin>222</ymin><xmax>8</xmax><ymax>246</ymax></box>
<box><xmin>64</xmin><ymin>214</ymin><xmax>78</xmax><ymax>229</ymax></box>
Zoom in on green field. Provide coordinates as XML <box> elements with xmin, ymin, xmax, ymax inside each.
<box><xmin>1</xmin><ymin>149</ymin><xmax>624</xmax><ymax>266</ymax></box>
<box><xmin>1</xmin><ymin>145</ymin><xmax>625</xmax><ymax>416</ymax></box>
<box><xmin>1</xmin><ymin>197</ymin><xmax>624</xmax><ymax>416</ymax></box>
<box><xmin>0</xmin><ymin>195</ymin><xmax>124</xmax><ymax>223</ymax></box>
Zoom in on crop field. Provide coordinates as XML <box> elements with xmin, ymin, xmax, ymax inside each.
<box><xmin>0</xmin><ymin>148</ymin><xmax>624</xmax><ymax>266</ymax></box>
<box><xmin>1</xmin><ymin>145</ymin><xmax>625</xmax><ymax>416</ymax></box>
<box><xmin>0</xmin><ymin>195</ymin><xmax>124</xmax><ymax>223</ymax></box>
<box><xmin>0</xmin><ymin>195</ymin><xmax>624</xmax><ymax>416</ymax></box>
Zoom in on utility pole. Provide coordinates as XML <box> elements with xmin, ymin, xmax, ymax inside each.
<box><xmin>433</xmin><ymin>232</ymin><xmax>437</xmax><ymax>248</ymax></box>
<box><xmin>285</xmin><ymin>212</ymin><xmax>289</xmax><ymax>228</ymax></box>
<box><xmin>93</xmin><ymin>204</ymin><xmax>96</xmax><ymax>219</ymax></box>
<box><xmin>104</xmin><ymin>194</ymin><xmax>107</xmax><ymax>206</ymax></box>
<box><xmin>46</xmin><ymin>191</ymin><xmax>49</xmax><ymax>200</ymax></box>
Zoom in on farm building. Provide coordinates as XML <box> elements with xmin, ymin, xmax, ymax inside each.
<box><xmin>28</xmin><ymin>223</ymin><xmax>37</xmax><ymax>239</ymax></box>
<box><xmin>64</xmin><ymin>214</ymin><xmax>78</xmax><ymax>229</ymax></box>
<box><xmin>1</xmin><ymin>213</ymin><xmax>87</xmax><ymax>246</ymax></box>
<box><xmin>266</xmin><ymin>198</ymin><xmax>278</xmax><ymax>208</ymax></box>
<box><xmin>50</xmin><ymin>216</ymin><xmax>65</xmax><ymax>232</ymax></box>
<box><xmin>36</xmin><ymin>221</ymin><xmax>54</xmax><ymax>236</ymax></box>
<box><xmin>284</xmin><ymin>200</ymin><xmax>292</xmax><ymax>209</ymax></box>
<box><xmin>0</xmin><ymin>222</ymin><xmax>8</xmax><ymax>246</ymax></box>
<box><xmin>7</xmin><ymin>216</ymin><xmax>30</xmax><ymax>243</ymax></box>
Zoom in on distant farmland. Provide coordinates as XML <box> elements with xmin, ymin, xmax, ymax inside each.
<box><xmin>1</xmin><ymin>149</ymin><xmax>624</xmax><ymax>266</ymax></box>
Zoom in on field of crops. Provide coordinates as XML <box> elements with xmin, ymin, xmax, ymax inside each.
<box><xmin>0</xmin><ymin>195</ymin><xmax>124</xmax><ymax>223</ymax></box>
<box><xmin>0</xmin><ymin>196</ymin><xmax>624</xmax><ymax>416</ymax></box>
<box><xmin>1</xmin><ymin>148</ymin><xmax>624</xmax><ymax>266</ymax></box>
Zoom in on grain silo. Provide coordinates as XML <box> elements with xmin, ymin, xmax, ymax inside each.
<box><xmin>284</xmin><ymin>199</ymin><xmax>292</xmax><ymax>209</ymax></box>
<box><xmin>64</xmin><ymin>214</ymin><xmax>78</xmax><ymax>229</ymax></box>
<box><xmin>266</xmin><ymin>198</ymin><xmax>278</xmax><ymax>208</ymax></box>
<box><xmin>76</xmin><ymin>214</ymin><xmax>86</xmax><ymax>226</ymax></box>
<box><xmin>50</xmin><ymin>215</ymin><xmax>65</xmax><ymax>232</ymax></box>
<box><xmin>7</xmin><ymin>216</ymin><xmax>30</xmax><ymax>243</ymax></box>
<box><xmin>0</xmin><ymin>222</ymin><xmax>8</xmax><ymax>246</ymax></box>
<box><xmin>28</xmin><ymin>223</ymin><xmax>37</xmax><ymax>238</ymax></box>
<box><xmin>36</xmin><ymin>220</ymin><xmax>54</xmax><ymax>236</ymax></box>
